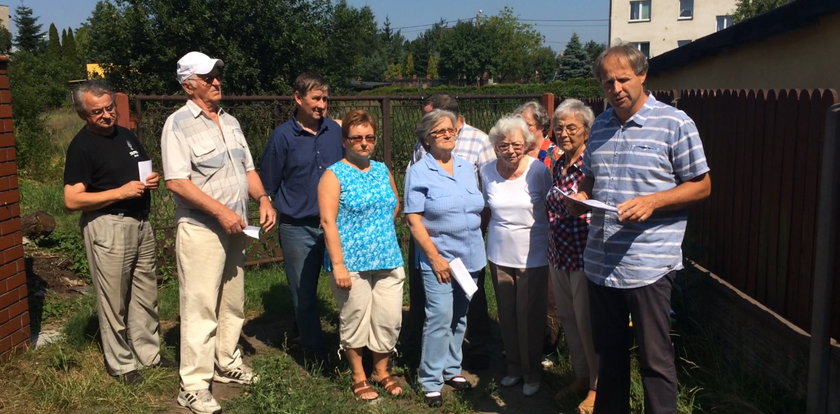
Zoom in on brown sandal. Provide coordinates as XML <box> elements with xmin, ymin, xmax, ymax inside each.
<box><xmin>351</xmin><ymin>380</ymin><xmax>379</xmax><ymax>401</ymax></box>
<box><xmin>372</xmin><ymin>375</ymin><xmax>403</xmax><ymax>396</ymax></box>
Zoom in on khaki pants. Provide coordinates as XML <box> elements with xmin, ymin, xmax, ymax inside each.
<box><xmin>550</xmin><ymin>266</ymin><xmax>599</xmax><ymax>389</ymax></box>
<box><xmin>82</xmin><ymin>213</ymin><xmax>161</xmax><ymax>376</ymax></box>
<box><xmin>330</xmin><ymin>267</ymin><xmax>405</xmax><ymax>353</ymax></box>
<box><xmin>176</xmin><ymin>222</ymin><xmax>245</xmax><ymax>391</ymax></box>
<box><xmin>490</xmin><ymin>262</ymin><xmax>549</xmax><ymax>383</ymax></box>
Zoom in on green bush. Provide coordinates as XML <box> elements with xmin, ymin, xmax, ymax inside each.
<box><xmin>360</xmin><ymin>78</ymin><xmax>603</xmax><ymax>100</ymax></box>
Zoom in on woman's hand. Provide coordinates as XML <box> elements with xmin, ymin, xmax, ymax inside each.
<box><xmin>430</xmin><ymin>255</ymin><xmax>452</xmax><ymax>284</ymax></box>
<box><xmin>333</xmin><ymin>265</ymin><xmax>352</xmax><ymax>290</ymax></box>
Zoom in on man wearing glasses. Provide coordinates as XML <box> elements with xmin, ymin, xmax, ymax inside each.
<box><xmin>64</xmin><ymin>80</ymin><xmax>168</xmax><ymax>385</ymax></box>
<box><xmin>259</xmin><ymin>72</ymin><xmax>343</xmax><ymax>358</ymax></box>
<box><xmin>162</xmin><ymin>51</ymin><xmax>276</xmax><ymax>414</ymax></box>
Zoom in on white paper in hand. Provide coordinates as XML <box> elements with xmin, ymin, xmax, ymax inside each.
<box><xmin>137</xmin><ymin>160</ymin><xmax>152</xmax><ymax>185</ymax></box>
<box><xmin>449</xmin><ymin>257</ymin><xmax>478</xmax><ymax>300</ymax></box>
<box><xmin>243</xmin><ymin>225</ymin><xmax>261</xmax><ymax>239</ymax></box>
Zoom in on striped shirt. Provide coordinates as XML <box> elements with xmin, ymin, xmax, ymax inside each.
<box><xmin>583</xmin><ymin>93</ymin><xmax>709</xmax><ymax>288</ymax></box>
<box><xmin>161</xmin><ymin>100</ymin><xmax>254</xmax><ymax>229</ymax></box>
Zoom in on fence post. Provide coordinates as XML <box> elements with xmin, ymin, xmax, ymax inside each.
<box><xmin>382</xmin><ymin>97</ymin><xmax>392</xmax><ymax>171</ymax></box>
<box><xmin>541</xmin><ymin>92</ymin><xmax>555</xmax><ymax>117</ymax></box>
<box><xmin>115</xmin><ymin>92</ymin><xmax>130</xmax><ymax>129</ymax></box>
<box><xmin>807</xmin><ymin>103</ymin><xmax>840</xmax><ymax>414</ymax></box>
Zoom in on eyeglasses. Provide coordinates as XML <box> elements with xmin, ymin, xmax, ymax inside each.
<box><xmin>554</xmin><ymin>124</ymin><xmax>583</xmax><ymax>135</ymax></box>
<box><xmin>429</xmin><ymin>128</ymin><xmax>457</xmax><ymax>138</ymax></box>
<box><xmin>346</xmin><ymin>134</ymin><xmax>376</xmax><ymax>144</ymax></box>
<box><xmin>496</xmin><ymin>142</ymin><xmax>525</xmax><ymax>151</ymax></box>
<box><xmin>196</xmin><ymin>72</ymin><xmax>222</xmax><ymax>84</ymax></box>
<box><xmin>88</xmin><ymin>102</ymin><xmax>116</xmax><ymax>116</ymax></box>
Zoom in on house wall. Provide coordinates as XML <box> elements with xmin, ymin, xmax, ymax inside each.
<box><xmin>610</xmin><ymin>0</ymin><xmax>737</xmax><ymax>57</ymax></box>
<box><xmin>646</xmin><ymin>13</ymin><xmax>840</xmax><ymax>91</ymax></box>
<box><xmin>0</xmin><ymin>56</ymin><xmax>29</xmax><ymax>360</ymax></box>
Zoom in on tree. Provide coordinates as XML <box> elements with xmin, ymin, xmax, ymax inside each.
<box><xmin>583</xmin><ymin>40</ymin><xmax>606</xmax><ymax>67</ymax></box>
<box><xmin>47</xmin><ymin>23</ymin><xmax>61</xmax><ymax>56</ymax></box>
<box><xmin>13</xmin><ymin>5</ymin><xmax>45</xmax><ymax>54</ymax></box>
<box><xmin>556</xmin><ymin>34</ymin><xmax>591</xmax><ymax>81</ymax></box>
<box><xmin>0</xmin><ymin>27</ymin><xmax>12</xmax><ymax>55</ymax></box>
<box><xmin>384</xmin><ymin>63</ymin><xmax>402</xmax><ymax>80</ymax></box>
<box><xmin>403</xmin><ymin>52</ymin><xmax>415</xmax><ymax>78</ymax></box>
<box><xmin>63</xmin><ymin>28</ymin><xmax>78</xmax><ymax>62</ymax></box>
<box><xmin>426</xmin><ymin>55</ymin><xmax>439</xmax><ymax>79</ymax></box>
<box><xmin>732</xmin><ymin>0</ymin><xmax>789</xmax><ymax>23</ymax></box>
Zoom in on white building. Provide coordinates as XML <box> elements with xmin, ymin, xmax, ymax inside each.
<box><xmin>609</xmin><ymin>0</ymin><xmax>737</xmax><ymax>58</ymax></box>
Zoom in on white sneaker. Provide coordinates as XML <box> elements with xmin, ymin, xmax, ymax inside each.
<box><xmin>177</xmin><ymin>389</ymin><xmax>222</xmax><ymax>414</ymax></box>
<box><xmin>500</xmin><ymin>375</ymin><xmax>522</xmax><ymax>387</ymax></box>
<box><xmin>213</xmin><ymin>364</ymin><xmax>259</xmax><ymax>384</ymax></box>
<box><xmin>523</xmin><ymin>381</ymin><xmax>541</xmax><ymax>396</ymax></box>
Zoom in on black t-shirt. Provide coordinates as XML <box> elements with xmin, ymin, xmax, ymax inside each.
<box><xmin>63</xmin><ymin>125</ymin><xmax>151</xmax><ymax>216</ymax></box>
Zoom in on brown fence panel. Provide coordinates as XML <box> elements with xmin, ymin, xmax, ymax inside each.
<box><xmin>679</xmin><ymin>88</ymin><xmax>840</xmax><ymax>339</ymax></box>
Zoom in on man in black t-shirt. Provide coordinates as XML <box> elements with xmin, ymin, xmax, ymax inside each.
<box><xmin>63</xmin><ymin>80</ymin><xmax>167</xmax><ymax>385</ymax></box>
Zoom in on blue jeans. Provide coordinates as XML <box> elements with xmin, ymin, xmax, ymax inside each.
<box><xmin>418</xmin><ymin>268</ymin><xmax>478</xmax><ymax>392</ymax></box>
<box><xmin>279</xmin><ymin>223</ymin><xmax>325</xmax><ymax>352</ymax></box>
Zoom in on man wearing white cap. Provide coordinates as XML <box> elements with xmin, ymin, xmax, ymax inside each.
<box><xmin>162</xmin><ymin>51</ymin><xmax>276</xmax><ymax>414</ymax></box>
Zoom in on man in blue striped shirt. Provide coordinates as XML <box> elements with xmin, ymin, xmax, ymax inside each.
<box><xmin>568</xmin><ymin>45</ymin><xmax>711</xmax><ymax>413</ymax></box>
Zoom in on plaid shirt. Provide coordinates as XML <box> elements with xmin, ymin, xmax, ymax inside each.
<box><xmin>546</xmin><ymin>153</ymin><xmax>591</xmax><ymax>270</ymax></box>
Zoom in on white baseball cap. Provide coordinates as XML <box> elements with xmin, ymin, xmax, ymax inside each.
<box><xmin>176</xmin><ymin>51</ymin><xmax>224</xmax><ymax>84</ymax></box>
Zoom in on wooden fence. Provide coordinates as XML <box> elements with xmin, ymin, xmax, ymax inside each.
<box><xmin>676</xmin><ymin>89</ymin><xmax>840</xmax><ymax>340</ymax></box>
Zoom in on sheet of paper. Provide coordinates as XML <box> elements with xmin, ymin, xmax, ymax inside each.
<box><xmin>244</xmin><ymin>225</ymin><xmax>261</xmax><ymax>239</ymax></box>
<box><xmin>137</xmin><ymin>160</ymin><xmax>152</xmax><ymax>185</ymax></box>
<box><xmin>564</xmin><ymin>195</ymin><xmax>618</xmax><ymax>212</ymax></box>
<box><xmin>449</xmin><ymin>257</ymin><xmax>478</xmax><ymax>300</ymax></box>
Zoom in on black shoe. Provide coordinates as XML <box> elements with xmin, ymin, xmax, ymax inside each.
<box><xmin>155</xmin><ymin>357</ymin><xmax>177</xmax><ymax>369</ymax></box>
<box><xmin>424</xmin><ymin>392</ymin><xmax>443</xmax><ymax>407</ymax></box>
<box><xmin>444</xmin><ymin>376</ymin><xmax>471</xmax><ymax>391</ymax></box>
<box><xmin>119</xmin><ymin>370</ymin><xmax>143</xmax><ymax>385</ymax></box>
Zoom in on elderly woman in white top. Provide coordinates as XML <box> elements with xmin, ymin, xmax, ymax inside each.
<box><xmin>480</xmin><ymin>115</ymin><xmax>552</xmax><ymax>396</ymax></box>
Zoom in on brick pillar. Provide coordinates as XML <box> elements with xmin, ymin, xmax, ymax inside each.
<box><xmin>0</xmin><ymin>56</ymin><xmax>30</xmax><ymax>360</ymax></box>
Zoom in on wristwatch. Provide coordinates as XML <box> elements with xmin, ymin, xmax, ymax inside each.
<box><xmin>257</xmin><ymin>193</ymin><xmax>272</xmax><ymax>202</ymax></box>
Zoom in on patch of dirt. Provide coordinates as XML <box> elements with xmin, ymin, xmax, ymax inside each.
<box><xmin>25</xmin><ymin>246</ymin><xmax>90</xmax><ymax>332</ymax></box>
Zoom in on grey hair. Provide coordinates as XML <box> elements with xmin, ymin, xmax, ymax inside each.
<box><xmin>513</xmin><ymin>101</ymin><xmax>549</xmax><ymax>133</ymax></box>
<box><xmin>73</xmin><ymin>79</ymin><xmax>115</xmax><ymax>116</ymax></box>
<box><xmin>422</xmin><ymin>93</ymin><xmax>459</xmax><ymax>115</ymax></box>
<box><xmin>415</xmin><ymin>109</ymin><xmax>457</xmax><ymax>151</ymax></box>
<box><xmin>553</xmin><ymin>99</ymin><xmax>595</xmax><ymax>137</ymax></box>
<box><xmin>488</xmin><ymin>115</ymin><xmax>534</xmax><ymax>147</ymax></box>
<box><xmin>592</xmin><ymin>44</ymin><xmax>648</xmax><ymax>83</ymax></box>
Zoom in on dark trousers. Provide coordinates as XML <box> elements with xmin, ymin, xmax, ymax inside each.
<box><xmin>589</xmin><ymin>271</ymin><xmax>677</xmax><ymax>414</ymax></box>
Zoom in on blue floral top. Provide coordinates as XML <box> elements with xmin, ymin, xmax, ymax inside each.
<box><xmin>325</xmin><ymin>160</ymin><xmax>403</xmax><ymax>272</ymax></box>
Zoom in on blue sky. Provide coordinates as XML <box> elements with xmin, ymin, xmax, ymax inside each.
<box><xmin>13</xmin><ymin>0</ymin><xmax>610</xmax><ymax>50</ymax></box>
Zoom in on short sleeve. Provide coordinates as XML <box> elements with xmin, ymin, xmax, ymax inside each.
<box><xmin>63</xmin><ymin>139</ymin><xmax>91</xmax><ymax>186</ymax></box>
<box><xmin>161</xmin><ymin>115</ymin><xmax>192</xmax><ymax>180</ymax></box>
<box><xmin>671</xmin><ymin>116</ymin><xmax>710</xmax><ymax>182</ymax></box>
<box><xmin>403</xmin><ymin>164</ymin><xmax>427</xmax><ymax>214</ymax></box>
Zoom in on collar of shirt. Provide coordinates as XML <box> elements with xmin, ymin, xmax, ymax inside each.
<box><xmin>422</xmin><ymin>151</ymin><xmax>464</xmax><ymax>181</ymax></box>
<box><xmin>185</xmin><ymin>99</ymin><xmax>227</xmax><ymax>119</ymax></box>
<box><xmin>606</xmin><ymin>91</ymin><xmax>657</xmax><ymax>128</ymax></box>
<box><xmin>291</xmin><ymin>114</ymin><xmax>334</xmax><ymax>136</ymax></box>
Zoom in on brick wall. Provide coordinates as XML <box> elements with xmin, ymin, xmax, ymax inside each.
<box><xmin>0</xmin><ymin>56</ymin><xmax>30</xmax><ymax>360</ymax></box>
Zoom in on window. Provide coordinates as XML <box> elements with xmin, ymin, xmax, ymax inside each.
<box><xmin>630</xmin><ymin>1</ymin><xmax>651</xmax><ymax>21</ymax></box>
<box><xmin>632</xmin><ymin>42</ymin><xmax>650</xmax><ymax>58</ymax></box>
<box><xmin>717</xmin><ymin>15</ymin><xmax>733</xmax><ymax>31</ymax></box>
<box><xmin>679</xmin><ymin>0</ymin><xmax>694</xmax><ymax>19</ymax></box>
<box><xmin>677</xmin><ymin>40</ymin><xmax>692</xmax><ymax>47</ymax></box>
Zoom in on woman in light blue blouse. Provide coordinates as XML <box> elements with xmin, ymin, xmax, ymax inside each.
<box><xmin>319</xmin><ymin>109</ymin><xmax>404</xmax><ymax>402</ymax></box>
<box><xmin>404</xmin><ymin>109</ymin><xmax>487</xmax><ymax>407</ymax></box>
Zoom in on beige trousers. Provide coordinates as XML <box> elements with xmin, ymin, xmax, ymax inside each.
<box><xmin>550</xmin><ymin>266</ymin><xmax>599</xmax><ymax>390</ymax></box>
<box><xmin>330</xmin><ymin>267</ymin><xmax>405</xmax><ymax>353</ymax></box>
<box><xmin>176</xmin><ymin>222</ymin><xmax>245</xmax><ymax>391</ymax></box>
<box><xmin>490</xmin><ymin>262</ymin><xmax>549</xmax><ymax>383</ymax></box>
<box><xmin>82</xmin><ymin>213</ymin><xmax>161</xmax><ymax>376</ymax></box>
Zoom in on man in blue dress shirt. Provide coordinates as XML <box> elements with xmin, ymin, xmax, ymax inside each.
<box><xmin>260</xmin><ymin>72</ymin><xmax>343</xmax><ymax>356</ymax></box>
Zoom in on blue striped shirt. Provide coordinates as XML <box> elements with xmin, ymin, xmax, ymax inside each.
<box><xmin>583</xmin><ymin>93</ymin><xmax>709</xmax><ymax>288</ymax></box>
